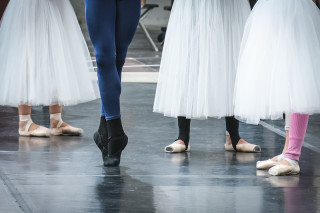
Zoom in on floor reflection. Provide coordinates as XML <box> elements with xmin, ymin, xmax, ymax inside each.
<box><xmin>224</xmin><ymin>151</ymin><xmax>257</xmax><ymax>164</ymax></box>
<box><xmin>95</xmin><ymin>167</ymin><xmax>156</xmax><ymax>213</ymax></box>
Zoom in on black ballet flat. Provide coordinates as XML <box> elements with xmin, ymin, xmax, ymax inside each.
<box><xmin>103</xmin><ymin>134</ymin><xmax>128</xmax><ymax>167</ymax></box>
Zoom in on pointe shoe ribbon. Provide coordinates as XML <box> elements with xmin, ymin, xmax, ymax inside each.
<box><xmin>19</xmin><ymin>119</ymin><xmax>50</xmax><ymax>137</ymax></box>
<box><xmin>50</xmin><ymin>120</ymin><xmax>83</xmax><ymax>136</ymax></box>
<box><xmin>164</xmin><ymin>141</ymin><xmax>190</xmax><ymax>153</ymax></box>
<box><xmin>256</xmin><ymin>154</ymin><xmax>284</xmax><ymax>170</ymax></box>
<box><xmin>268</xmin><ymin>158</ymin><xmax>300</xmax><ymax>176</ymax></box>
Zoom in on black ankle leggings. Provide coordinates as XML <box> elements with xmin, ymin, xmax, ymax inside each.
<box><xmin>177</xmin><ymin>116</ymin><xmax>241</xmax><ymax>150</ymax></box>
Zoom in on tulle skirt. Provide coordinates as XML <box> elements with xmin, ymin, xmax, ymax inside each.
<box><xmin>0</xmin><ymin>0</ymin><xmax>99</xmax><ymax>107</ymax></box>
<box><xmin>234</xmin><ymin>0</ymin><xmax>320</xmax><ymax>125</ymax></box>
<box><xmin>153</xmin><ymin>0</ymin><xmax>251</xmax><ymax>119</ymax></box>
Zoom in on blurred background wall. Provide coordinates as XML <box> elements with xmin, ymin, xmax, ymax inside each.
<box><xmin>69</xmin><ymin>0</ymin><xmax>171</xmax><ymax>28</ymax></box>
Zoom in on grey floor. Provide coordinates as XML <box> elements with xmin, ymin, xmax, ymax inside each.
<box><xmin>1</xmin><ymin>29</ymin><xmax>320</xmax><ymax>213</ymax></box>
<box><xmin>1</xmin><ymin>83</ymin><xmax>320</xmax><ymax>213</ymax></box>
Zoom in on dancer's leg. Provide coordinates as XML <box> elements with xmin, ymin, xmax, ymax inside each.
<box><xmin>269</xmin><ymin>113</ymin><xmax>309</xmax><ymax>176</ymax></box>
<box><xmin>283</xmin><ymin>113</ymin><xmax>291</xmax><ymax>154</ymax></box>
<box><xmin>165</xmin><ymin>117</ymin><xmax>191</xmax><ymax>153</ymax></box>
<box><xmin>285</xmin><ymin>113</ymin><xmax>309</xmax><ymax>161</ymax></box>
<box><xmin>85</xmin><ymin>0</ymin><xmax>140</xmax><ymax>166</ymax></box>
<box><xmin>86</xmin><ymin>0</ymin><xmax>140</xmax><ymax>120</ymax></box>
<box><xmin>177</xmin><ymin>116</ymin><xmax>191</xmax><ymax>149</ymax></box>
<box><xmin>257</xmin><ymin>113</ymin><xmax>291</xmax><ymax>170</ymax></box>
<box><xmin>85</xmin><ymin>0</ymin><xmax>120</xmax><ymax>120</ymax></box>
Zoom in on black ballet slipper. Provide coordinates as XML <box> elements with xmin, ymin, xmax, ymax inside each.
<box><xmin>103</xmin><ymin>134</ymin><xmax>128</xmax><ymax>167</ymax></box>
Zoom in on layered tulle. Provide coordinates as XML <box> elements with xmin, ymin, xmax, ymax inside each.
<box><xmin>154</xmin><ymin>0</ymin><xmax>251</xmax><ymax>119</ymax></box>
<box><xmin>0</xmin><ymin>0</ymin><xmax>99</xmax><ymax>107</ymax></box>
<box><xmin>234</xmin><ymin>0</ymin><xmax>320</xmax><ymax>124</ymax></box>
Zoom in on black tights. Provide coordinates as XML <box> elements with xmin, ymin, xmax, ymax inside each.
<box><xmin>177</xmin><ymin>116</ymin><xmax>241</xmax><ymax>151</ymax></box>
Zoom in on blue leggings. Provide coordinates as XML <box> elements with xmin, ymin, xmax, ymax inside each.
<box><xmin>85</xmin><ymin>0</ymin><xmax>140</xmax><ymax>120</ymax></box>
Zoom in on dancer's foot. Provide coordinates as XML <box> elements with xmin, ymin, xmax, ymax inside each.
<box><xmin>102</xmin><ymin>134</ymin><xmax>128</xmax><ymax>167</ymax></box>
<box><xmin>256</xmin><ymin>154</ymin><xmax>284</xmax><ymax>170</ymax></box>
<box><xmin>19</xmin><ymin>118</ymin><xmax>50</xmax><ymax>137</ymax></box>
<box><xmin>268</xmin><ymin>158</ymin><xmax>300</xmax><ymax>176</ymax></box>
<box><xmin>164</xmin><ymin>140</ymin><xmax>190</xmax><ymax>153</ymax></box>
<box><xmin>225</xmin><ymin>131</ymin><xmax>261</xmax><ymax>152</ymax></box>
<box><xmin>50</xmin><ymin>113</ymin><xmax>83</xmax><ymax>136</ymax></box>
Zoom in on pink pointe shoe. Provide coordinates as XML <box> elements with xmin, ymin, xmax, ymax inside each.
<box><xmin>256</xmin><ymin>154</ymin><xmax>284</xmax><ymax>170</ymax></box>
<box><xmin>164</xmin><ymin>140</ymin><xmax>190</xmax><ymax>153</ymax></box>
<box><xmin>50</xmin><ymin>121</ymin><xmax>83</xmax><ymax>136</ymax></box>
<box><xmin>19</xmin><ymin>119</ymin><xmax>50</xmax><ymax>137</ymax></box>
<box><xmin>224</xmin><ymin>131</ymin><xmax>261</xmax><ymax>153</ymax></box>
<box><xmin>50</xmin><ymin>113</ymin><xmax>83</xmax><ymax>136</ymax></box>
<box><xmin>268</xmin><ymin>158</ymin><xmax>300</xmax><ymax>176</ymax></box>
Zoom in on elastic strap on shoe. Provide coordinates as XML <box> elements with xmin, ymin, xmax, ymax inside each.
<box><xmin>284</xmin><ymin>158</ymin><xmax>298</xmax><ymax>166</ymax></box>
<box><xmin>50</xmin><ymin>113</ymin><xmax>63</xmax><ymax>128</ymax></box>
<box><xmin>19</xmin><ymin>115</ymin><xmax>33</xmax><ymax>131</ymax></box>
<box><xmin>278</xmin><ymin>154</ymin><xmax>285</xmax><ymax>162</ymax></box>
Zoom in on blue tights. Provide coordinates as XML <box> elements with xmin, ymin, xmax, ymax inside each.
<box><xmin>85</xmin><ymin>0</ymin><xmax>140</xmax><ymax>120</ymax></box>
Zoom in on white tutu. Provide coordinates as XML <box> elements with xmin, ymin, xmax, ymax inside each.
<box><xmin>234</xmin><ymin>0</ymin><xmax>320</xmax><ymax>125</ymax></box>
<box><xmin>154</xmin><ymin>0</ymin><xmax>251</xmax><ymax>119</ymax></box>
<box><xmin>0</xmin><ymin>0</ymin><xmax>99</xmax><ymax>107</ymax></box>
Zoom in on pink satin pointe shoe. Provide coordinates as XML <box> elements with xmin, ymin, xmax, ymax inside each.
<box><xmin>19</xmin><ymin>119</ymin><xmax>50</xmax><ymax>137</ymax></box>
<box><xmin>164</xmin><ymin>140</ymin><xmax>190</xmax><ymax>153</ymax></box>
<box><xmin>50</xmin><ymin>120</ymin><xmax>83</xmax><ymax>136</ymax></box>
<box><xmin>225</xmin><ymin>131</ymin><xmax>261</xmax><ymax>153</ymax></box>
<box><xmin>256</xmin><ymin>154</ymin><xmax>284</xmax><ymax>170</ymax></box>
<box><xmin>268</xmin><ymin>158</ymin><xmax>300</xmax><ymax>176</ymax></box>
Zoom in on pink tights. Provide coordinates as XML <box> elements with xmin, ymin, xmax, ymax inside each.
<box><xmin>284</xmin><ymin>113</ymin><xmax>309</xmax><ymax>161</ymax></box>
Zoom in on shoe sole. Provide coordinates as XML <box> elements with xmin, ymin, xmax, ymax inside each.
<box><xmin>225</xmin><ymin>145</ymin><xmax>261</xmax><ymax>153</ymax></box>
<box><xmin>269</xmin><ymin>169</ymin><xmax>300</xmax><ymax>176</ymax></box>
<box><xmin>50</xmin><ymin>128</ymin><xmax>83</xmax><ymax>136</ymax></box>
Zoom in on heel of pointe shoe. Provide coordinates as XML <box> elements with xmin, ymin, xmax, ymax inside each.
<box><xmin>19</xmin><ymin>126</ymin><xmax>50</xmax><ymax>137</ymax></box>
<box><xmin>19</xmin><ymin>130</ymin><xmax>31</xmax><ymax>137</ymax></box>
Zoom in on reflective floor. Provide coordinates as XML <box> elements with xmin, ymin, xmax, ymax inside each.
<box><xmin>1</xmin><ymin>83</ymin><xmax>320</xmax><ymax>213</ymax></box>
